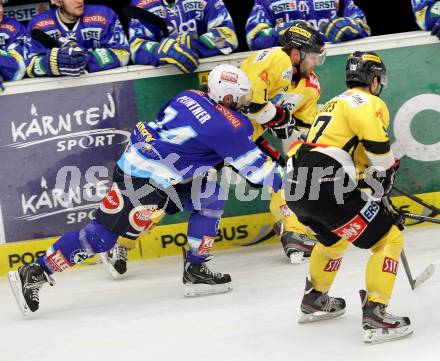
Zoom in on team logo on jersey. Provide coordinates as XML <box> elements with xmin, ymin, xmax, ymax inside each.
<box><xmin>215</xmin><ymin>103</ymin><xmax>242</xmax><ymax>129</ymax></box>
<box><xmin>0</xmin><ymin>23</ymin><xmax>16</xmax><ymax>33</ymax></box>
<box><xmin>83</xmin><ymin>15</ymin><xmax>108</xmax><ymax>25</ymax></box>
<box><xmin>282</xmin><ymin>68</ymin><xmax>293</xmax><ymax>81</ymax></box>
<box><xmin>46</xmin><ymin>249</ymin><xmax>71</xmax><ymax>272</ymax></box>
<box><xmin>332</xmin><ymin>215</ymin><xmax>367</xmax><ymax>243</ymax></box>
<box><xmin>324</xmin><ymin>257</ymin><xmax>342</xmax><ymax>272</ymax></box>
<box><xmin>129</xmin><ymin>205</ymin><xmax>158</xmax><ymax>232</ymax></box>
<box><xmin>254</xmin><ymin>48</ymin><xmax>272</xmax><ymax>63</ymax></box>
<box><xmin>360</xmin><ymin>200</ymin><xmax>380</xmax><ymax>222</ymax></box>
<box><xmin>271</xmin><ymin>0</ymin><xmax>297</xmax><ymax>14</ymax></box>
<box><xmin>35</xmin><ymin>19</ymin><xmax>56</xmax><ymax>29</ymax></box>
<box><xmin>183</xmin><ymin>0</ymin><xmax>206</xmax><ymax>12</ymax></box>
<box><xmin>382</xmin><ymin>257</ymin><xmax>398</xmax><ymax>275</ymax></box>
<box><xmin>70</xmin><ymin>249</ymin><xmax>90</xmax><ymax>264</ymax></box>
<box><xmin>313</xmin><ymin>0</ymin><xmax>338</xmax><ymax>11</ymax></box>
<box><xmin>138</xmin><ymin>0</ymin><xmax>161</xmax><ymax>7</ymax></box>
<box><xmin>306</xmin><ymin>72</ymin><xmax>320</xmax><ymax>92</ymax></box>
<box><xmin>100</xmin><ymin>184</ymin><xmax>124</xmax><ymax>214</ymax></box>
<box><xmin>259</xmin><ymin>71</ymin><xmax>269</xmax><ymax>84</ymax></box>
<box><xmin>198</xmin><ymin>236</ymin><xmax>216</xmax><ymax>255</ymax></box>
<box><xmin>220</xmin><ymin>71</ymin><xmax>238</xmax><ymax>84</ymax></box>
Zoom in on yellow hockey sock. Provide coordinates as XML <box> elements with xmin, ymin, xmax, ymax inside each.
<box><xmin>365</xmin><ymin>225</ymin><xmax>404</xmax><ymax>305</ymax></box>
<box><xmin>310</xmin><ymin>238</ymin><xmax>349</xmax><ymax>293</ymax></box>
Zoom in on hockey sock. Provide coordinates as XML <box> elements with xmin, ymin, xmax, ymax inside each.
<box><xmin>310</xmin><ymin>238</ymin><xmax>349</xmax><ymax>293</ymax></box>
<box><xmin>37</xmin><ymin>220</ymin><xmax>118</xmax><ymax>274</ymax></box>
<box><xmin>269</xmin><ymin>190</ymin><xmax>315</xmax><ymax>238</ymax></box>
<box><xmin>366</xmin><ymin>225</ymin><xmax>403</xmax><ymax>305</ymax></box>
<box><xmin>187</xmin><ymin>209</ymin><xmax>222</xmax><ymax>260</ymax></box>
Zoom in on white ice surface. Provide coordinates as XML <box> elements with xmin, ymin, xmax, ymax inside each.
<box><xmin>1</xmin><ymin>225</ymin><xmax>439</xmax><ymax>361</ymax></box>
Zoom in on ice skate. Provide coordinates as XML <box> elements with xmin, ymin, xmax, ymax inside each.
<box><xmin>182</xmin><ymin>248</ymin><xmax>232</xmax><ymax>297</ymax></box>
<box><xmin>100</xmin><ymin>244</ymin><xmax>128</xmax><ymax>279</ymax></box>
<box><xmin>274</xmin><ymin>221</ymin><xmax>316</xmax><ymax>264</ymax></box>
<box><xmin>298</xmin><ymin>278</ymin><xmax>346</xmax><ymax>323</ymax></box>
<box><xmin>360</xmin><ymin>290</ymin><xmax>413</xmax><ymax>344</ymax></box>
<box><xmin>8</xmin><ymin>263</ymin><xmax>55</xmax><ymax>316</ymax></box>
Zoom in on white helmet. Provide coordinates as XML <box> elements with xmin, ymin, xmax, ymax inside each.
<box><xmin>207</xmin><ymin>64</ymin><xmax>252</xmax><ymax>109</ymax></box>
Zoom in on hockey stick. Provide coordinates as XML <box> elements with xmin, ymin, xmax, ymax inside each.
<box><xmin>400</xmin><ymin>249</ymin><xmax>435</xmax><ymax>290</ymax></box>
<box><xmin>122</xmin><ymin>5</ymin><xmax>169</xmax><ymax>37</ymax></box>
<box><xmin>393</xmin><ymin>185</ymin><xmax>440</xmax><ymax>214</ymax></box>
<box><xmin>402</xmin><ymin>212</ymin><xmax>440</xmax><ymax>224</ymax></box>
<box><xmin>31</xmin><ymin>28</ymin><xmax>59</xmax><ymax>48</ymax></box>
<box><xmin>239</xmin><ymin>226</ymin><xmax>276</xmax><ymax>246</ymax></box>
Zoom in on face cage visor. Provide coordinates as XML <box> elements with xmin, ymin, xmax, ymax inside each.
<box><xmin>303</xmin><ymin>49</ymin><xmax>327</xmax><ymax>66</ymax></box>
<box><xmin>234</xmin><ymin>88</ymin><xmax>253</xmax><ymax>110</ymax></box>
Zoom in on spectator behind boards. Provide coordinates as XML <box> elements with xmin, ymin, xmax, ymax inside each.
<box><xmin>246</xmin><ymin>0</ymin><xmax>370</xmax><ymax>50</ymax></box>
<box><xmin>0</xmin><ymin>0</ymin><xmax>26</xmax><ymax>89</ymax></box>
<box><xmin>128</xmin><ymin>0</ymin><xmax>238</xmax><ymax>73</ymax></box>
<box><xmin>412</xmin><ymin>0</ymin><xmax>440</xmax><ymax>39</ymax></box>
<box><xmin>25</xmin><ymin>0</ymin><xmax>129</xmax><ymax>77</ymax></box>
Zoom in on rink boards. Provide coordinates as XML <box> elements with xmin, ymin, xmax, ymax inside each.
<box><xmin>0</xmin><ymin>31</ymin><xmax>439</xmax><ymax>274</ymax></box>
<box><xmin>0</xmin><ymin>191</ymin><xmax>438</xmax><ymax>276</ymax></box>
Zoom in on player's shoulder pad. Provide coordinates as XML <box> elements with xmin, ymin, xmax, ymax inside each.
<box><xmin>0</xmin><ymin>17</ymin><xmax>24</xmax><ymax>34</ymax></box>
<box><xmin>28</xmin><ymin>8</ymin><xmax>57</xmax><ymax>30</ymax></box>
<box><xmin>132</xmin><ymin>0</ymin><xmax>164</xmax><ymax>10</ymax></box>
<box><xmin>83</xmin><ymin>4</ymin><xmax>117</xmax><ymax>23</ymax></box>
<box><xmin>305</xmin><ymin>71</ymin><xmax>320</xmax><ymax>93</ymax></box>
<box><xmin>338</xmin><ymin>89</ymin><xmax>371</xmax><ymax>108</ymax></box>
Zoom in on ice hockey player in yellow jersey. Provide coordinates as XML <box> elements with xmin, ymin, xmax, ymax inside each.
<box><xmin>284</xmin><ymin>51</ymin><xmax>413</xmax><ymax>344</ymax></box>
<box><xmin>240</xmin><ymin>22</ymin><xmax>325</xmax><ymax>263</ymax></box>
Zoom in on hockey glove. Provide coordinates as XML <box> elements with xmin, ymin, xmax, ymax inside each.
<box><xmin>169</xmin><ymin>32</ymin><xmax>198</xmax><ymax>52</ymax></box>
<box><xmin>155</xmin><ymin>38</ymin><xmax>199</xmax><ymax>73</ymax></box>
<box><xmin>376</xmin><ymin>158</ymin><xmax>400</xmax><ymax>197</ymax></box>
<box><xmin>264</xmin><ymin>105</ymin><xmax>295</xmax><ymax>139</ymax></box>
<box><xmin>431</xmin><ymin>17</ymin><xmax>440</xmax><ymax>40</ymax></box>
<box><xmin>382</xmin><ymin>196</ymin><xmax>404</xmax><ymax>230</ymax></box>
<box><xmin>275</xmin><ymin>20</ymin><xmax>309</xmax><ymax>37</ymax></box>
<box><xmin>250</xmin><ymin>24</ymin><xmax>279</xmax><ymax>50</ymax></box>
<box><xmin>199</xmin><ymin>27</ymin><xmax>238</xmax><ymax>54</ymax></box>
<box><xmin>48</xmin><ymin>37</ymin><xmax>87</xmax><ymax>77</ymax></box>
<box><xmin>320</xmin><ymin>17</ymin><xmax>370</xmax><ymax>43</ymax></box>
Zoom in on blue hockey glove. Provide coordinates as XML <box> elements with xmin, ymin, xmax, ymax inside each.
<box><xmin>48</xmin><ymin>37</ymin><xmax>87</xmax><ymax>77</ymax></box>
<box><xmin>431</xmin><ymin>17</ymin><xmax>440</xmax><ymax>40</ymax></box>
<box><xmin>155</xmin><ymin>38</ymin><xmax>199</xmax><ymax>73</ymax></box>
<box><xmin>320</xmin><ymin>17</ymin><xmax>370</xmax><ymax>43</ymax></box>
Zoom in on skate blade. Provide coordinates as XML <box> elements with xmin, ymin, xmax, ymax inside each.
<box><xmin>8</xmin><ymin>271</ymin><xmax>30</xmax><ymax>316</ymax></box>
<box><xmin>99</xmin><ymin>253</ymin><xmax>124</xmax><ymax>280</ymax></box>
<box><xmin>364</xmin><ymin>326</ymin><xmax>414</xmax><ymax>345</ymax></box>
<box><xmin>289</xmin><ymin>251</ymin><xmax>307</xmax><ymax>264</ymax></box>
<box><xmin>184</xmin><ymin>282</ymin><xmax>233</xmax><ymax>297</ymax></box>
<box><xmin>298</xmin><ymin>309</ymin><xmax>346</xmax><ymax>324</ymax></box>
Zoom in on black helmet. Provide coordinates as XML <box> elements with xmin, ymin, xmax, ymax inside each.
<box><xmin>345</xmin><ymin>51</ymin><xmax>387</xmax><ymax>92</ymax></box>
<box><xmin>280</xmin><ymin>22</ymin><xmax>325</xmax><ymax>55</ymax></box>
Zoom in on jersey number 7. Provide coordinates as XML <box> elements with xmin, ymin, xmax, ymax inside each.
<box><xmin>310</xmin><ymin>114</ymin><xmax>332</xmax><ymax>143</ymax></box>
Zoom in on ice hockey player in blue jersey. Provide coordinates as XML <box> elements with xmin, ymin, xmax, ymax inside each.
<box><xmin>412</xmin><ymin>0</ymin><xmax>440</xmax><ymax>39</ymax></box>
<box><xmin>8</xmin><ymin>64</ymin><xmax>284</xmax><ymax>315</ymax></box>
<box><xmin>0</xmin><ymin>0</ymin><xmax>26</xmax><ymax>88</ymax></box>
<box><xmin>25</xmin><ymin>0</ymin><xmax>129</xmax><ymax>77</ymax></box>
<box><xmin>129</xmin><ymin>0</ymin><xmax>238</xmax><ymax>73</ymax></box>
<box><xmin>246</xmin><ymin>0</ymin><xmax>370</xmax><ymax>50</ymax></box>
